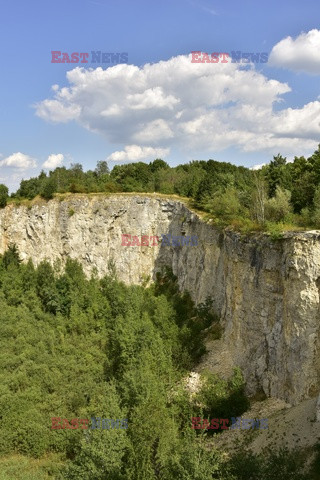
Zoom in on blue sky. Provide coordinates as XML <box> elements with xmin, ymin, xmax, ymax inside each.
<box><xmin>1</xmin><ymin>0</ymin><xmax>320</xmax><ymax>191</ymax></box>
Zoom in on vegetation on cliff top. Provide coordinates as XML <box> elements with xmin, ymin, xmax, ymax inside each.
<box><xmin>2</xmin><ymin>146</ymin><xmax>320</xmax><ymax>234</ymax></box>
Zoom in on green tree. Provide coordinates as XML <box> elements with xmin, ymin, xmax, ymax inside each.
<box><xmin>40</xmin><ymin>178</ymin><xmax>56</xmax><ymax>200</ymax></box>
<box><xmin>251</xmin><ymin>171</ymin><xmax>267</xmax><ymax>225</ymax></box>
<box><xmin>149</xmin><ymin>158</ymin><xmax>169</xmax><ymax>172</ymax></box>
<box><xmin>2</xmin><ymin>244</ymin><xmax>21</xmax><ymax>269</ymax></box>
<box><xmin>95</xmin><ymin>160</ymin><xmax>110</xmax><ymax>176</ymax></box>
<box><xmin>311</xmin><ymin>185</ymin><xmax>320</xmax><ymax>227</ymax></box>
<box><xmin>206</xmin><ymin>188</ymin><xmax>242</xmax><ymax>222</ymax></box>
<box><xmin>0</xmin><ymin>184</ymin><xmax>8</xmax><ymax>208</ymax></box>
<box><xmin>17</xmin><ymin>177</ymin><xmax>43</xmax><ymax>199</ymax></box>
<box><xmin>265</xmin><ymin>154</ymin><xmax>291</xmax><ymax>197</ymax></box>
<box><xmin>265</xmin><ymin>186</ymin><xmax>292</xmax><ymax>222</ymax></box>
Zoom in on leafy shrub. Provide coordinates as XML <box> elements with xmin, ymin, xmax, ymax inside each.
<box><xmin>265</xmin><ymin>186</ymin><xmax>292</xmax><ymax>223</ymax></box>
<box><xmin>265</xmin><ymin>222</ymin><xmax>284</xmax><ymax>240</ymax></box>
<box><xmin>194</xmin><ymin>368</ymin><xmax>250</xmax><ymax>430</ymax></box>
<box><xmin>41</xmin><ymin>178</ymin><xmax>56</xmax><ymax>200</ymax></box>
<box><xmin>0</xmin><ymin>184</ymin><xmax>8</xmax><ymax>208</ymax></box>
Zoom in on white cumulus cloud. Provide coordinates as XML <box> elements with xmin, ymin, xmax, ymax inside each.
<box><xmin>0</xmin><ymin>152</ymin><xmax>36</xmax><ymax>169</ymax></box>
<box><xmin>269</xmin><ymin>29</ymin><xmax>320</xmax><ymax>74</ymax></box>
<box><xmin>251</xmin><ymin>163</ymin><xmax>266</xmax><ymax>170</ymax></box>
<box><xmin>107</xmin><ymin>145</ymin><xmax>169</xmax><ymax>162</ymax></box>
<box><xmin>35</xmin><ymin>55</ymin><xmax>320</xmax><ymax>158</ymax></box>
<box><xmin>43</xmin><ymin>153</ymin><xmax>64</xmax><ymax>169</ymax></box>
<box><xmin>35</xmin><ymin>99</ymin><xmax>81</xmax><ymax>123</ymax></box>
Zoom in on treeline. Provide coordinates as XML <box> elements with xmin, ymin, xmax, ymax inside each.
<box><xmin>0</xmin><ymin>246</ymin><xmax>313</xmax><ymax>479</ymax></box>
<box><xmin>3</xmin><ymin>158</ymin><xmax>250</xmax><ymax>202</ymax></box>
<box><xmin>1</xmin><ymin>145</ymin><xmax>320</xmax><ymax>232</ymax></box>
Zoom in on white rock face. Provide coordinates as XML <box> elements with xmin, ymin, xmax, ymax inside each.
<box><xmin>317</xmin><ymin>394</ymin><xmax>320</xmax><ymax>421</ymax></box>
<box><xmin>1</xmin><ymin>194</ymin><xmax>320</xmax><ymax>405</ymax></box>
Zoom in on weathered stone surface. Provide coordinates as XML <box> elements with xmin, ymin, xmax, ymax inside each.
<box><xmin>1</xmin><ymin>194</ymin><xmax>320</xmax><ymax>405</ymax></box>
<box><xmin>317</xmin><ymin>394</ymin><xmax>320</xmax><ymax>421</ymax></box>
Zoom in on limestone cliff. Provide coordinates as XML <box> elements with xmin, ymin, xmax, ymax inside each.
<box><xmin>0</xmin><ymin>194</ymin><xmax>319</xmax><ymax>406</ymax></box>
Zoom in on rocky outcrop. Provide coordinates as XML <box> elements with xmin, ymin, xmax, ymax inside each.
<box><xmin>0</xmin><ymin>194</ymin><xmax>319</xmax><ymax>405</ymax></box>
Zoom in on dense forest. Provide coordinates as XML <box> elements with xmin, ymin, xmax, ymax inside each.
<box><xmin>2</xmin><ymin>146</ymin><xmax>320</xmax><ymax>235</ymax></box>
<box><xmin>0</xmin><ymin>245</ymin><xmax>317</xmax><ymax>479</ymax></box>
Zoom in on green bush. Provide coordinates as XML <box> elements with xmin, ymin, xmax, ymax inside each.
<box><xmin>265</xmin><ymin>222</ymin><xmax>284</xmax><ymax>240</ymax></box>
<box><xmin>206</xmin><ymin>187</ymin><xmax>243</xmax><ymax>223</ymax></box>
<box><xmin>194</xmin><ymin>368</ymin><xmax>250</xmax><ymax>430</ymax></box>
<box><xmin>41</xmin><ymin>178</ymin><xmax>56</xmax><ymax>200</ymax></box>
<box><xmin>265</xmin><ymin>186</ymin><xmax>292</xmax><ymax>222</ymax></box>
<box><xmin>0</xmin><ymin>184</ymin><xmax>8</xmax><ymax>208</ymax></box>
